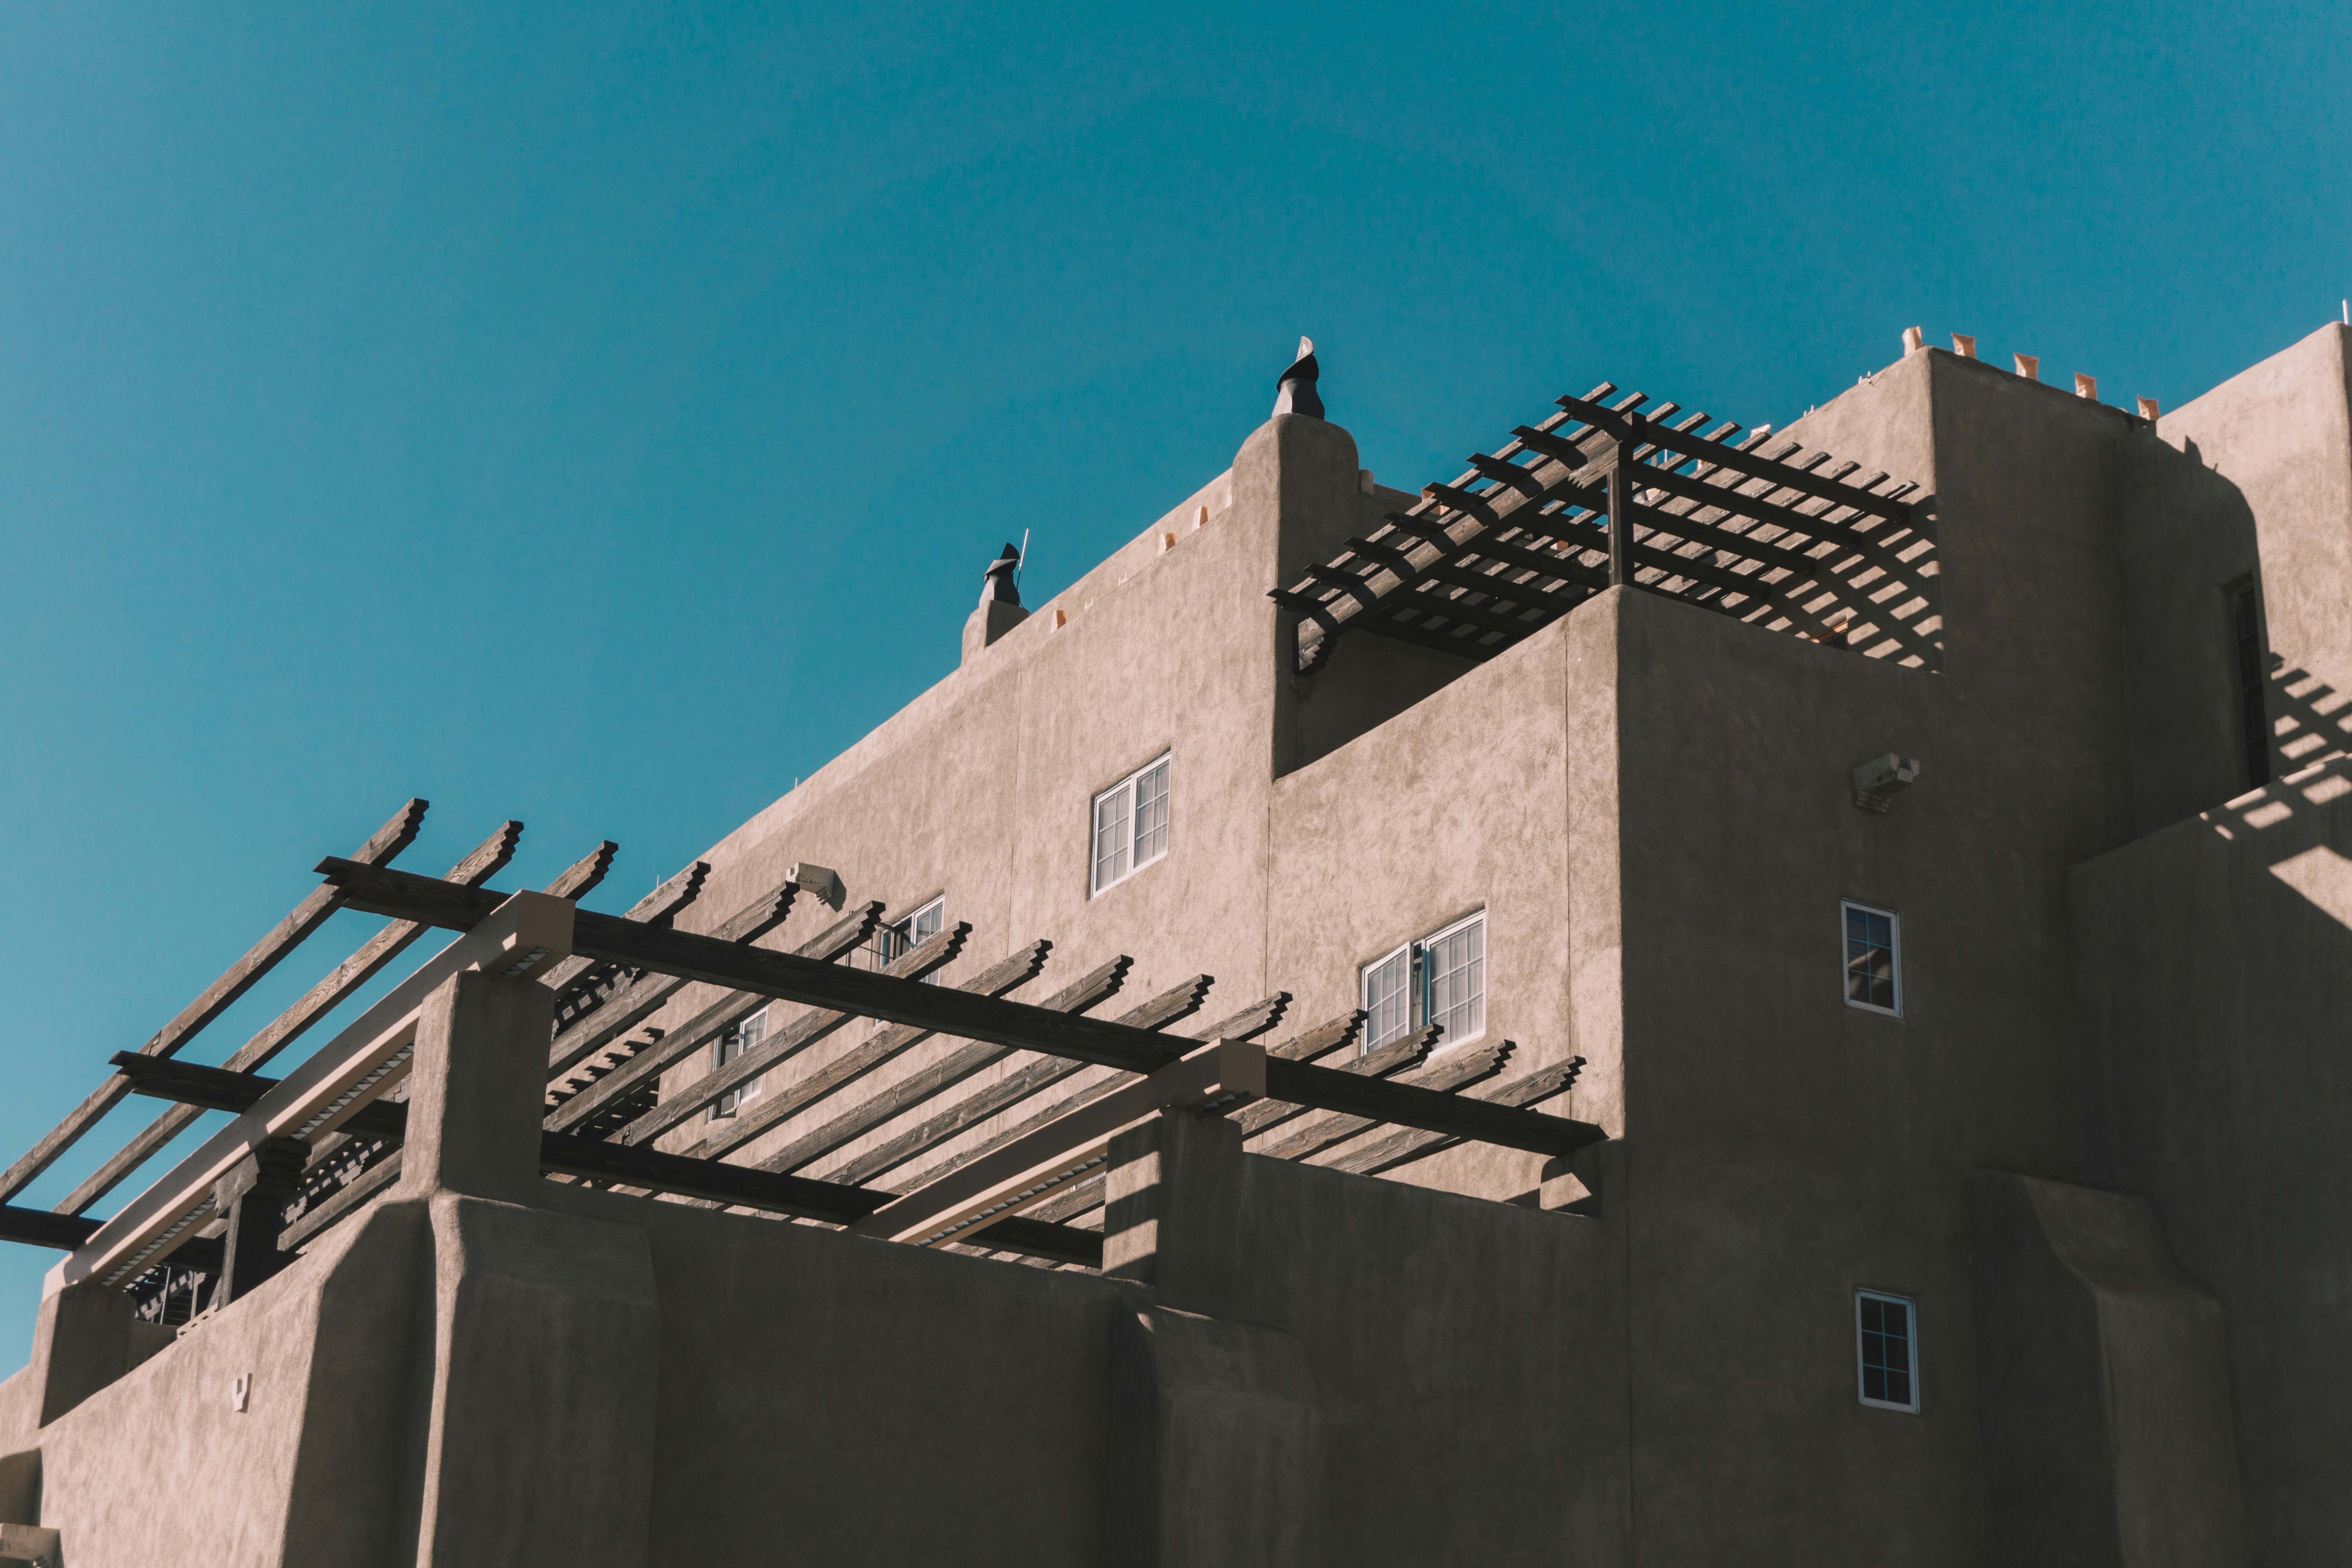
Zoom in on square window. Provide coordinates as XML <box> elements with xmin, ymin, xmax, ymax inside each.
<box><xmin>1842</xmin><ymin>901</ymin><xmax>1902</xmax><ymax>1016</ymax></box>
<box><xmin>875</xmin><ymin>896</ymin><xmax>948</xmax><ymax>982</ymax></box>
<box><xmin>1090</xmin><ymin>754</ymin><xmax>1171</xmax><ymax>896</ymax></box>
<box><xmin>1360</xmin><ymin>912</ymin><xmax>1486</xmax><ymax>1053</ymax></box>
<box><xmin>1856</xmin><ymin>1289</ymin><xmax>1920</xmax><ymax>1412</ymax></box>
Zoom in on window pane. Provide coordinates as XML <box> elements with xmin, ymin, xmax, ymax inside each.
<box><xmin>1092</xmin><ymin>782</ymin><xmax>1133</xmax><ymax>894</ymax></box>
<box><xmin>1363</xmin><ymin>950</ymin><xmax>1411</xmax><ymax>1049</ymax></box>
<box><xmin>913</xmin><ymin>900</ymin><xmax>944</xmax><ymax>942</ymax></box>
<box><xmin>1424</xmin><ymin>917</ymin><xmax>1485</xmax><ymax>1043</ymax></box>
<box><xmin>1844</xmin><ymin>905</ymin><xmax>1898</xmax><ymax>1011</ymax></box>
<box><xmin>1132</xmin><ymin>759</ymin><xmax>1170</xmax><ymax>867</ymax></box>
<box><xmin>1858</xmin><ymin>1292</ymin><xmax>1915</xmax><ymax>1410</ymax></box>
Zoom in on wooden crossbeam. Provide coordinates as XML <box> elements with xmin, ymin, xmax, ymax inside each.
<box><xmin>322</xmin><ymin>860</ymin><xmax>1603</xmax><ymax>1160</ymax></box>
<box><xmin>614</xmin><ymin>922</ymin><xmax>972</xmax><ymax>1147</ymax></box>
<box><xmin>110</xmin><ymin>1056</ymin><xmax>1102</xmax><ymax>1268</ymax></box>
<box><xmin>1234</xmin><ymin>1026</ymin><xmax>1436</xmax><ymax>1138</ymax></box>
<box><xmin>1324</xmin><ymin>1056</ymin><xmax>1585</xmax><ymax>1177</ymax></box>
<box><xmin>57</xmin><ymin>820</ymin><xmax>530</xmax><ymax>1216</ymax></box>
<box><xmin>1254</xmin><ymin>1040</ymin><xmax>1514</xmax><ymax>1161</ymax></box>
<box><xmin>0</xmin><ymin>799</ymin><xmax>430</xmax><ymax>1205</ymax></box>
<box><xmin>1327</xmin><ymin>611</ymin><xmax>1502</xmax><ymax>665</ymax></box>
<box><xmin>688</xmin><ymin>940</ymin><xmax>1077</xmax><ymax>1165</ymax></box>
<box><xmin>1387</xmin><ymin>590</ymin><xmax>1551</xmax><ymax>642</ymax></box>
<box><xmin>545</xmin><ymin>900</ymin><xmax>879</xmax><ymax>1131</ymax></box>
<box><xmin>1553</xmin><ymin>391</ymin><xmax>1912</xmax><ymax>519</ymax></box>
<box><xmin>812</xmin><ymin>973</ymin><xmax>1209</xmax><ymax>1188</ymax></box>
<box><xmin>544</xmin><ymin>876</ymin><xmax>800</xmax><ymax>1078</ymax></box>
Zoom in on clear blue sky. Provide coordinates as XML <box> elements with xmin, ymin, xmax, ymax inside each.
<box><xmin>2</xmin><ymin>0</ymin><xmax>2343</xmax><ymax>1361</ymax></box>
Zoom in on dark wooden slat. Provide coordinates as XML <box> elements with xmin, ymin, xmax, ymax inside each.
<box><xmin>816</xmin><ymin>975</ymin><xmax>1210</xmax><ymax>1188</ymax></box>
<box><xmin>1388</xmin><ymin>590</ymin><xmax>1551</xmax><ymax>642</ymax></box>
<box><xmin>1553</xmin><ymin>393</ymin><xmax>1911</xmax><ymax>519</ymax></box>
<box><xmin>1417</xmin><ymin>560</ymin><xmax>1587</xmax><ymax>616</ymax></box>
<box><xmin>1303</xmin><ymin>562</ymin><xmax>1384</xmax><ymax>610</ymax></box>
<box><xmin>1268</xmin><ymin>1010</ymin><xmax>1364</xmax><ymax>1062</ymax></box>
<box><xmin>0</xmin><ymin>799</ymin><xmax>430</xmax><ymax>1205</ymax></box>
<box><xmin>1325</xmin><ymin>1056</ymin><xmax>1587</xmax><ymax>1177</ymax></box>
<box><xmin>689</xmin><ymin>940</ymin><xmax>1071</xmax><ymax>1164</ymax></box>
<box><xmin>544</xmin><ymin>876</ymin><xmax>801</xmax><ymax>1079</ymax></box>
<box><xmin>543</xmin><ymin>841</ymin><xmax>619</xmax><ymax>900</ymax></box>
<box><xmin>1465</xmin><ymin>451</ymin><xmax>1550</xmax><ymax>499</ymax></box>
<box><xmin>1256</xmin><ymin>1041</ymin><xmax>1516</xmax><ymax>1162</ymax></box>
<box><xmin>1459</xmin><ymin>535</ymin><xmax>1610</xmax><ymax>589</ymax></box>
<box><xmin>1622</xmin><ymin>531</ymin><xmax>1847</xmax><ymax>644</ymax></box>
<box><xmin>56</xmin><ymin>820</ymin><xmax>528</xmax><ymax>1216</ymax></box>
<box><xmin>0</xmin><ymin>1203</ymin><xmax>102</xmax><ymax>1250</ymax></box>
<box><xmin>544</xmin><ymin>901</ymin><xmax>883</xmax><ymax>1132</ymax></box>
<box><xmin>537</xmin><ymin>1131</ymin><xmax>1101</xmax><ymax>1267</ymax></box>
<box><xmin>1626</xmin><ymin>460</ymin><xmax>1923</xmax><ymax>581</ymax></box>
<box><xmin>1233</xmin><ymin>1026</ymin><xmax>1436</xmax><ymax>1137</ymax></box>
<box><xmin>106</xmin><ymin>1054</ymin><xmax>412</xmax><ymax>1141</ymax></box>
<box><xmin>616</xmin><ymin>922</ymin><xmax>973</xmax><ymax>1147</ymax></box>
<box><xmin>874</xmin><ymin>991</ymin><xmax>1292</xmax><ymax>1198</ymax></box>
<box><xmin>1323</xmin><ymin>611</ymin><xmax>1502</xmax><ymax>665</ymax></box>
<box><xmin>323</xmin><ymin>859</ymin><xmax>1601</xmax><ymax>1160</ymax></box>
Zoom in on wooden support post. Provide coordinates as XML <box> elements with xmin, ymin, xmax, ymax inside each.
<box><xmin>211</xmin><ymin>1136</ymin><xmax>306</xmax><ymax>1307</ymax></box>
<box><xmin>1604</xmin><ymin>442</ymin><xmax>1631</xmax><ymax>587</ymax></box>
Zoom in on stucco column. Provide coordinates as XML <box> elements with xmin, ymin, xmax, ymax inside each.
<box><xmin>395</xmin><ymin>969</ymin><xmax>554</xmax><ymax>1203</ymax></box>
<box><xmin>1103</xmin><ymin>1110</ymin><xmax>1326</xmax><ymax>1566</ymax></box>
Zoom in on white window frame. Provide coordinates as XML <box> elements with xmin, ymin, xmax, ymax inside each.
<box><xmin>710</xmin><ymin>1005</ymin><xmax>769</xmax><ymax>1120</ymax></box>
<box><xmin>1841</xmin><ymin>900</ymin><xmax>1903</xmax><ymax>1017</ymax></box>
<box><xmin>876</xmin><ymin>895</ymin><xmax>947</xmax><ymax>984</ymax></box>
<box><xmin>1855</xmin><ymin>1288</ymin><xmax>1921</xmax><ymax>1413</ymax></box>
<box><xmin>1089</xmin><ymin>753</ymin><xmax>1171</xmax><ymax>897</ymax></box>
<box><xmin>1359</xmin><ymin>910</ymin><xmax>1487</xmax><ymax>1054</ymax></box>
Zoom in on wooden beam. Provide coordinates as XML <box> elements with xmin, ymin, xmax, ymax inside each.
<box><xmin>544</xmin><ymin>900</ymin><xmax>882</xmax><ymax>1132</ymax></box>
<box><xmin>614</xmin><ymin>922</ymin><xmax>973</xmax><ymax>1147</ymax></box>
<box><xmin>536</xmin><ymin>1131</ymin><xmax>1101</xmax><ymax>1267</ymax></box>
<box><xmin>1387</xmin><ymin>590</ymin><xmax>1551</xmax><ymax>642</ymax></box>
<box><xmin>1255</xmin><ymin>1040</ymin><xmax>1515</xmax><ymax>1162</ymax></box>
<box><xmin>0</xmin><ymin>799</ymin><xmax>429</xmax><ymax>1205</ymax></box>
<box><xmin>1554</xmin><ymin>392</ymin><xmax>1912</xmax><ymax>519</ymax></box>
<box><xmin>815</xmin><ymin>974</ymin><xmax>1210</xmax><ymax>1188</ymax></box>
<box><xmin>688</xmin><ymin>939</ymin><xmax>1072</xmax><ymax>1164</ymax></box>
<box><xmin>869</xmin><ymin>991</ymin><xmax>1291</xmax><ymax>1198</ymax></box>
<box><xmin>0</xmin><ymin>1203</ymin><xmax>100</xmax><ymax>1251</ymax></box>
<box><xmin>56</xmin><ymin>820</ymin><xmax>527</xmax><ymax>1216</ymax></box>
<box><xmin>543</xmin><ymin>841</ymin><xmax>619</xmax><ymax>900</ymax></box>
<box><xmin>320</xmin><ymin>860</ymin><xmax>1602</xmax><ymax>1160</ymax></box>
<box><xmin>544</xmin><ymin>876</ymin><xmax>800</xmax><ymax>1079</ymax></box>
<box><xmin>1269</xmin><ymin>1009</ymin><xmax>1364</xmax><ymax>1062</ymax></box>
<box><xmin>1233</xmin><ymin>1026</ymin><xmax>1435</xmax><ymax>1137</ymax></box>
<box><xmin>110</xmin><ymin>1054</ymin><xmax>411</xmax><ymax>1142</ymax></box>
<box><xmin>1325</xmin><ymin>1056</ymin><xmax>1586</xmax><ymax>1177</ymax></box>
<box><xmin>1336</xmin><ymin>612</ymin><xmax>1503</xmax><ymax>664</ymax></box>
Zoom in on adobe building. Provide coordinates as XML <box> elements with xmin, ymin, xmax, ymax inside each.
<box><xmin>0</xmin><ymin>323</ymin><xmax>2347</xmax><ymax>1567</ymax></box>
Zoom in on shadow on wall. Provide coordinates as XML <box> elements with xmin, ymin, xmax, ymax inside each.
<box><xmin>2072</xmin><ymin>758</ymin><xmax>2352</xmax><ymax>1567</ymax></box>
<box><xmin>2267</xmin><ymin>662</ymin><xmax>2352</xmax><ymax>776</ymax></box>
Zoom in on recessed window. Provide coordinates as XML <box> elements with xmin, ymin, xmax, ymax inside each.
<box><xmin>1090</xmin><ymin>754</ymin><xmax>1171</xmax><ymax>896</ymax></box>
<box><xmin>710</xmin><ymin>1006</ymin><xmax>769</xmax><ymax>1120</ymax></box>
<box><xmin>1856</xmin><ymin>1289</ymin><xmax>1920</xmax><ymax>1412</ymax></box>
<box><xmin>1842</xmin><ymin>901</ymin><xmax>1901</xmax><ymax>1016</ymax></box>
<box><xmin>2230</xmin><ymin>580</ymin><xmax>2270</xmax><ymax>789</ymax></box>
<box><xmin>873</xmin><ymin>895</ymin><xmax>947</xmax><ymax>984</ymax></box>
<box><xmin>1361</xmin><ymin>911</ymin><xmax>1486</xmax><ymax>1052</ymax></box>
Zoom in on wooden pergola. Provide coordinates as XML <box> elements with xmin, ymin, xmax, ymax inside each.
<box><xmin>1273</xmin><ymin>383</ymin><xmax>1938</xmax><ymax>671</ymax></box>
<box><xmin>0</xmin><ymin>802</ymin><xmax>1594</xmax><ymax>1319</ymax></box>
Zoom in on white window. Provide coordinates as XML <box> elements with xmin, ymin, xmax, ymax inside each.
<box><xmin>1842</xmin><ymin>901</ymin><xmax>1902</xmax><ymax>1016</ymax></box>
<box><xmin>1089</xmin><ymin>754</ymin><xmax>1171</xmax><ymax>897</ymax></box>
<box><xmin>873</xmin><ymin>895</ymin><xmax>947</xmax><ymax>984</ymax></box>
<box><xmin>710</xmin><ymin>1006</ymin><xmax>769</xmax><ymax>1119</ymax></box>
<box><xmin>1856</xmin><ymin>1289</ymin><xmax>1920</xmax><ymax>1412</ymax></box>
<box><xmin>1360</xmin><ymin>911</ymin><xmax>1486</xmax><ymax>1052</ymax></box>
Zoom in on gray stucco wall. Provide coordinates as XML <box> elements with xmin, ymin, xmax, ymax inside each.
<box><xmin>2071</xmin><ymin>759</ymin><xmax>2352</xmax><ymax>1568</ymax></box>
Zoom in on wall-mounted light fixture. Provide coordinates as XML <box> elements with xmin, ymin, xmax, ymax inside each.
<box><xmin>1852</xmin><ymin>754</ymin><xmax>1922</xmax><ymax>813</ymax></box>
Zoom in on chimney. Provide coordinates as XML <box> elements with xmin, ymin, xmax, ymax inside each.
<box><xmin>961</xmin><ymin>543</ymin><xmax>1030</xmax><ymax>662</ymax></box>
<box><xmin>1271</xmin><ymin>337</ymin><xmax>1324</xmax><ymax>420</ymax></box>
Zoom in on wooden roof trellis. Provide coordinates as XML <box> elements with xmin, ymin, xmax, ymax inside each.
<box><xmin>0</xmin><ymin>837</ymin><xmax>1600</xmax><ymax>1294</ymax></box>
<box><xmin>1272</xmin><ymin>382</ymin><xmax>1938</xmax><ymax>673</ymax></box>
